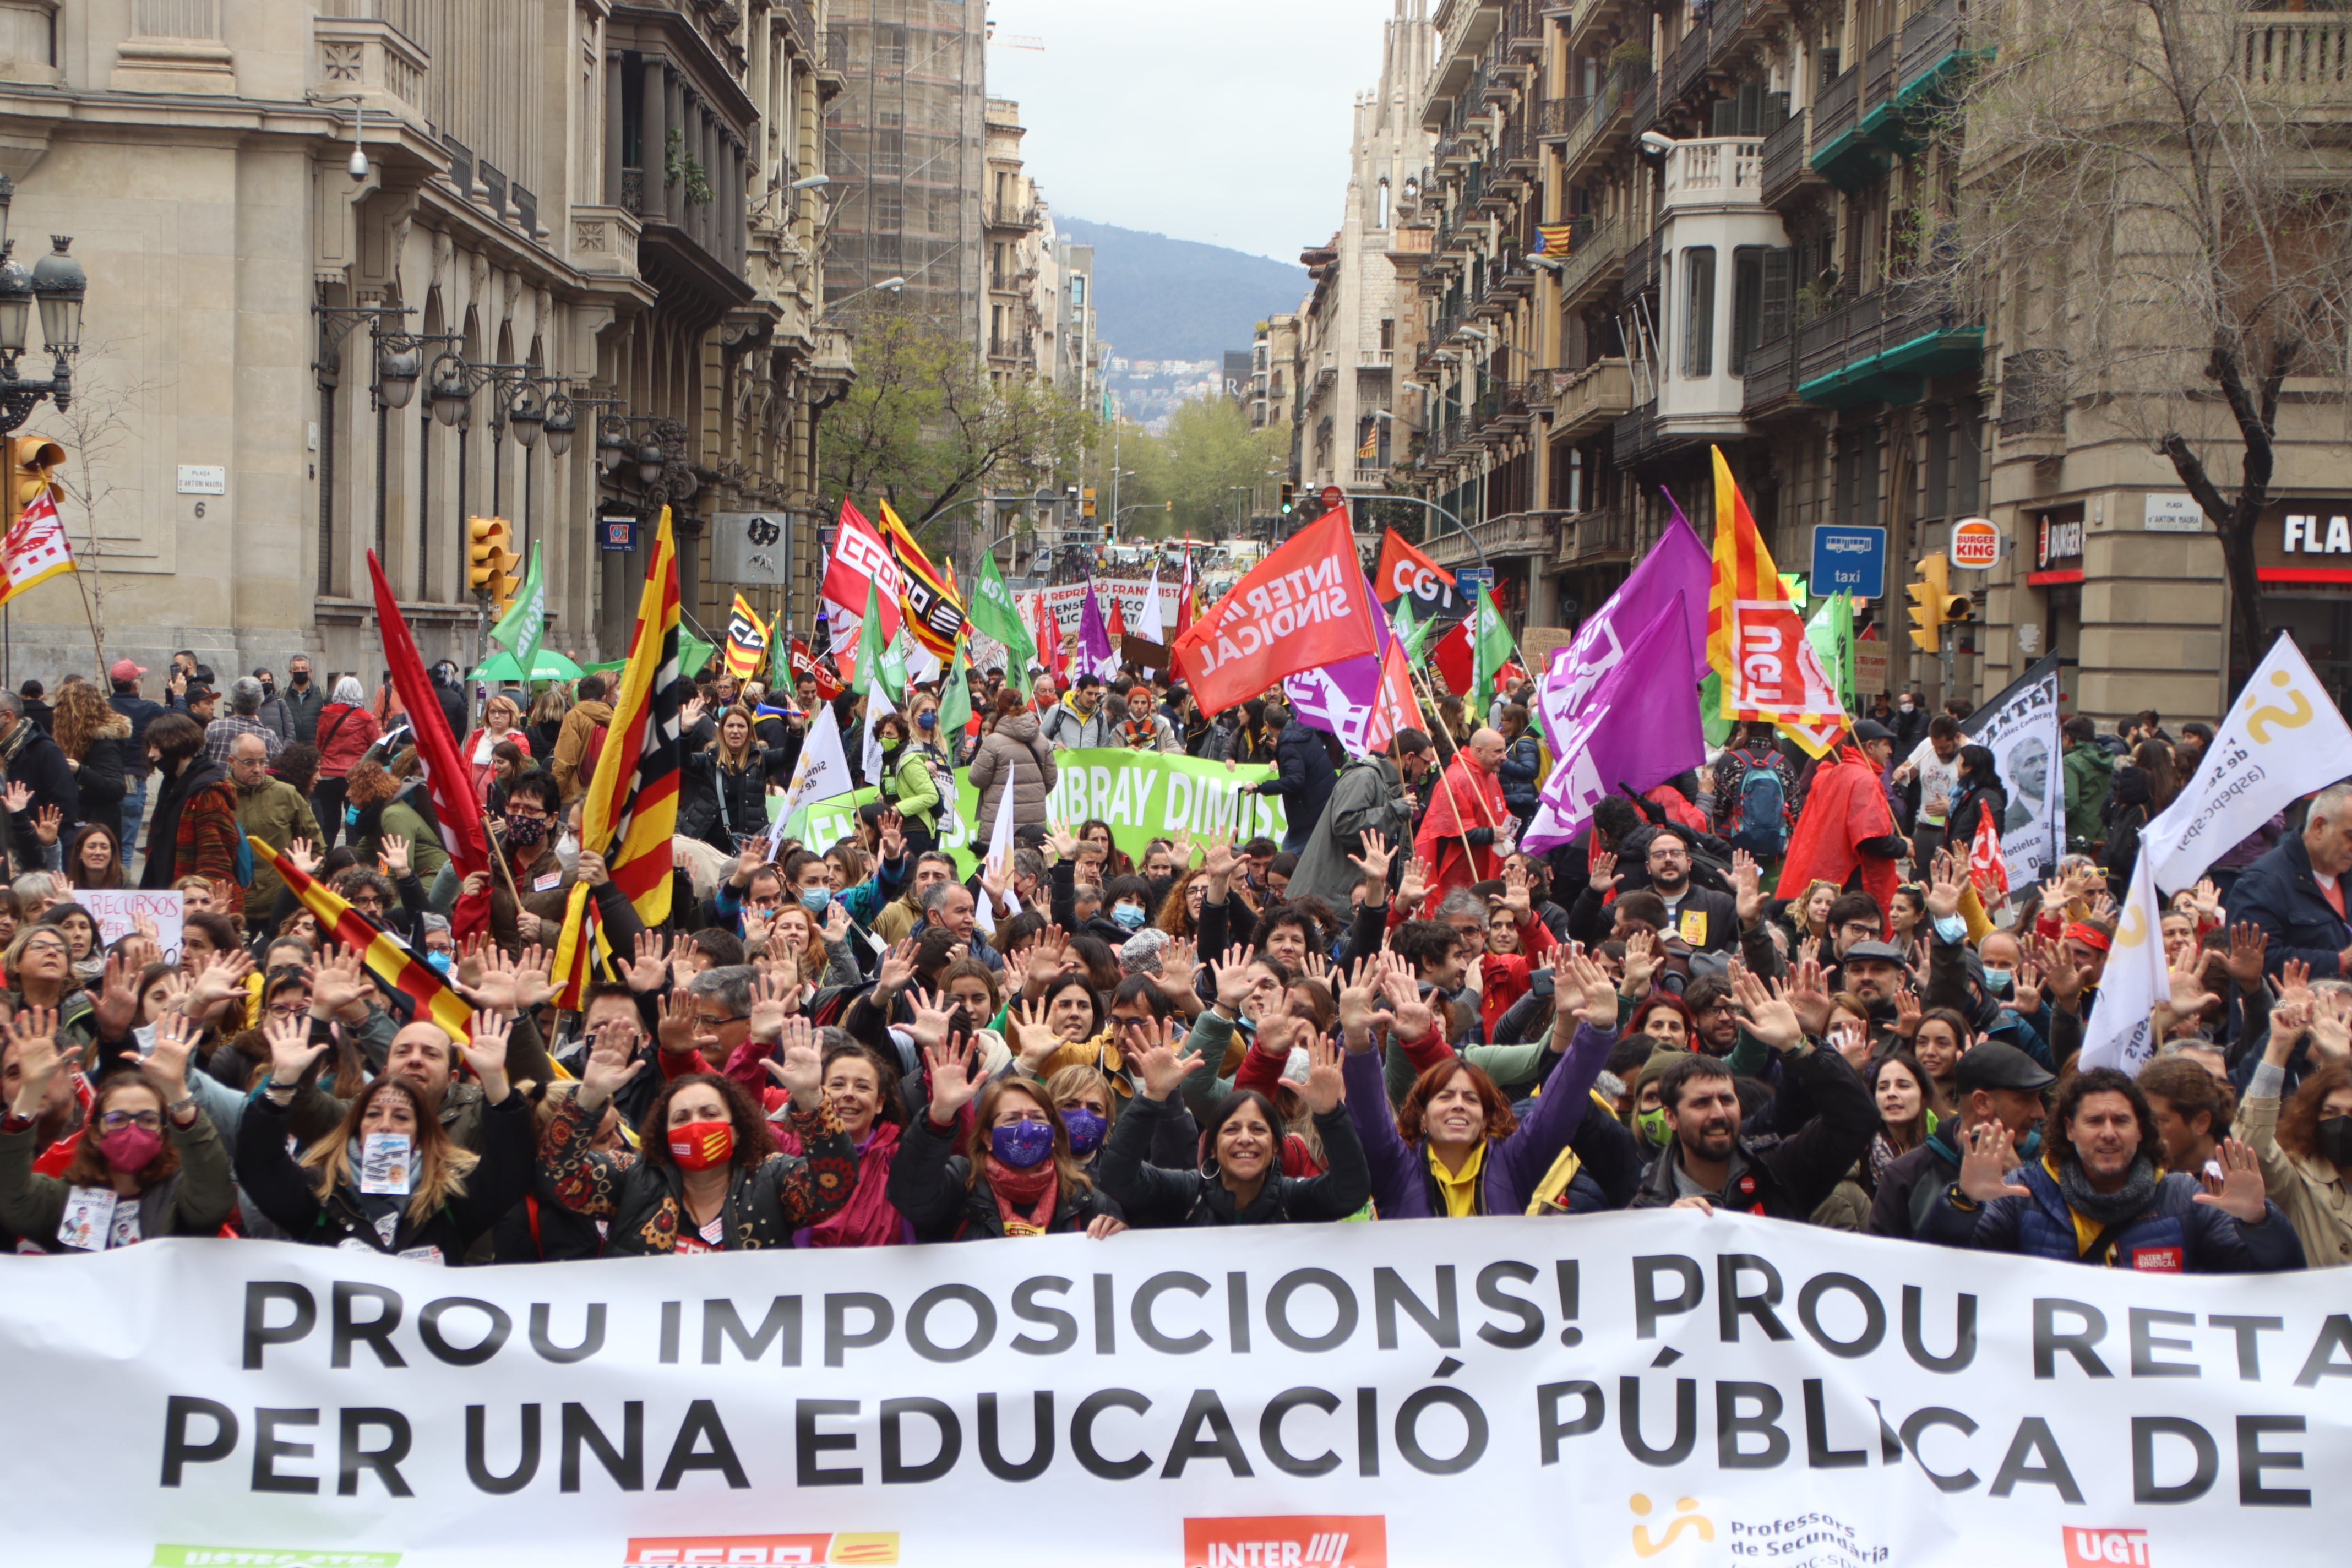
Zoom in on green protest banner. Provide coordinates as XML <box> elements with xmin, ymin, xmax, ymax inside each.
<box><xmin>771</xmin><ymin>749</ymin><xmax>1284</xmax><ymax>875</ymax></box>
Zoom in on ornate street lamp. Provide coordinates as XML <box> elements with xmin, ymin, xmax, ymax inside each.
<box><xmin>0</xmin><ymin>177</ymin><xmax>86</xmax><ymax>433</ymax></box>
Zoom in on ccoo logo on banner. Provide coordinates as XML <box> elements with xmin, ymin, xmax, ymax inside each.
<box><xmin>2</xmin><ymin>1214</ymin><xmax>2342</xmax><ymax>1567</ymax></box>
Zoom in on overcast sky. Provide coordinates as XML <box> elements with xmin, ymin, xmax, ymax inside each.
<box><xmin>981</xmin><ymin>0</ymin><xmax>1402</xmax><ymax>263</ymax></box>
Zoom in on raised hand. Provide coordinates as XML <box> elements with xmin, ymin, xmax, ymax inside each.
<box><xmin>1008</xmin><ymin>999</ymin><xmax>1061</xmax><ymax>1072</ymax></box>
<box><xmin>1957</xmin><ymin>1119</ymin><xmax>2031</xmax><ymax>1202</ymax></box>
<box><xmin>903</xmin><ymin>986</ymin><xmax>956</xmax><ymax>1052</ymax></box>
<box><xmin>382</xmin><ymin>833</ymin><xmax>412</xmax><ymax>878</ymax></box>
<box><xmin>146</xmin><ymin>1010</ymin><xmax>199</xmax><ymax>1107</ymax></box>
<box><xmin>0</xmin><ymin>780</ymin><xmax>27</xmax><ymax>814</ymax></box>
<box><xmin>1730</xmin><ymin>850</ymin><xmax>1763</xmax><ymax>927</ymax></box>
<box><xmin>1620</xmin><ymin>929</ymin><xmax>1658</xmax><ymax>998</ymax></box>
<box><xmin>1129</xmin><ymin>1017</ymin><xmax>1197</xmax><ymax>1102</ymax></box>
<box><xmin>1926</xmin><ymin>864</ymin><xmax>1964</xmax><ymax>921</ymax></box>
<box><xmin>285</xmin><ymin>835</ymin><xmax>320</xmax><ymax>878</ymax></box>
<box><xmin>1395</xmin><ymin>852</ymin><xmax>1429</xmax><ymax>914</ymax></box>
<box><xmin>1209</xmin><ymin>947</ymin><xmax>1257</xmax><ymax>1011</ymax></box>
<box><xmin>623</xmin><ymin>931</ymin><xmax>673</xmax><ymax>993</ymax></box>
<box><xmin>2010</xmin><ymin>959</ymin><xmax>2044</xmax><ymax>1018</ymax></box>
<box><xmin>1732</xmin><ymin>967</ymin><xmax>1803</xmax><ymax>1053</ymax></box>
<box><xmin>1382</xmin><ymin>965</ymin><xmax>1438</xmax><ymax>1043</ymax></box>
<box><xmin>309</xmin><ymin>946</ymin><xmax>371</xmax><ymax>1020</ymax></box>
<box><xmin>1501</xmin><ymin>858</ymin><xmax>1533</xmax><ymax>924</ymax></box>
<box><xmin>263</xmin><ymin>1010</ymin><xmax>329</xmax><ymax>1089</ymax></box>
<box><xmin>1563</xmin><ymin>949</ymin><xmax>1618</xmax><ymax>1031</ymax></box>
<box><xmin>1171</xmin><ymin>828</ymin><xmax>1196</xmax><ymax>869</ymax></box>
<box><xmin>823</xmin><ymin>898</ymin><xmax>853</xmax><ymax>944</ymax></box>
<box><xmin>31</xmin><ymin>804</ymin><xmax>61</xmax><ymax>846</ymax></box>
<box><xmin>4</xmin><ymin>1009</ymin><xmax>61</xmax><ymax>1118</ymax></box>
<box><xmin>189</xmin><ymin>949</ymin><xmax>257</xmax><ymax>1021</ymax></box>
<box><xmin>761</xmin><ymin>1015</ymin><xmax>823</xmax><ymax>1108</ymax></box>
<box><xmin>1298</xmin><ymin>1032</ymin><xmax>1346</xmax><ymax>1115</ymax></box>
<box><xmin>1586</xmin><ymin>846</ymin><xmax>1620</xmax><ymax>894</ymax></box>
<box><xmin>1348</xmin><ymin>827</ymin><xmax>1395</xmax><ymax>895</ymax></box>
<box><xmin>922</xmin><ymin>1034</ymin><xmax>981</xmax><ymax>1124</ymax></box>
<box><xmin>455</xmin><ymin>1012</ymin><xmax>514</xmax><ymax>1103</ymax></box>
<box><xmin>1336</xmin><ymin>959</ymin><xmax>1387</xmax><ymax>1048</ymax></box>
<box><xmin>1892</xmin><ymin>986</ymin><xmax>1922</xmax><ymax>1040</ymax></box>
<box><xmin>1201</xmin><ymin>837</ymin><xmax>1236</xmax><ymax>884</ymax></box>
<box><xmin>579</xmin><ymin>1026</ymin><xmax>646</xmax><ymax>1110</ymax></box>
<box><xmin>2307</xmin><ymin>996</ymin><xmax>2351</xmax><ymax>1062</ymax></box>
<box><xmin>1023</xmin><ymin>925</ymin><xmax>1072</xmax><ymax>992</ymax></box>
<box><xmin>93</xmin><ymin>951</ymin><xmax>142</xmax><ymax>1039</ymax></box>
<box><xmin>2279</xmin><ymin>956</ymin><xmax>2314</xmax><ymax>1010</ymax></box>
<box><xmin>1787</xmin><ymin>957</ymin><xmax>1833</xmax><ymax>1037</ymax></box>
<box><xmin>1046</xmin><ymin>823</ymin><xmax>1082</xmax><ymax>862</ymax></box>
<box><xmin>745</xmin><ymin>968</ymin><xmax>801</xmax><ymax>1041</ymax></box>
<box><xmin>655</xmin><ymin>989</ymin><xmax>700</xmax><ymax>1056</ymax></box>
<box><xmin>877</xmin><ymin>809</ymin><xmax>906</xmax><ymax>862</ymax></box>
<box><xmin>2192</xmin><ymin>1137</ymin><xmax>2271</xmax><ymax>1225</ymax></box>
<box><xmin>2224</xmin><ymin>923</ymin><xmax>2268</xmax><ymax>992</ymax></box>
<box><xmin>874</xmin><ymin>938</ymin><xmax>918</xmax><ymax>998</ymax></box>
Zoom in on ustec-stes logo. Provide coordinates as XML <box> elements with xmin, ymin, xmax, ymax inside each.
<box><xmin>2064</xmin><ymin>1528</ymin><xmax>2152</xmax><ymax>1568</ymax></box>
<box><xmin>622</xmin><ymin>1534</ymin><xmax>898</xmax><ymax>1566</ymax></box>
<box><xmin>1182</xmin><ymin>1516</ymin><xmax>1386</xmax><ymax>1568</ymax></box>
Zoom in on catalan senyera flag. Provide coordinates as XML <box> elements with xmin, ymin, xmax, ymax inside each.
<box><xmin>722</xmin><ymin>592</ymin><xmax>770</xmax><ymax>680</ymax></box>
<box><xmin>1705</xmin><ymin>445</ymin><xmax>1846</xmax><ymax>758</ymax></box>
<box><xmin>0</xmin><ymin>486</ymin><xmax>74</xmax><ymax>611</ymax></box>
<box><xmin>877</xmin><ymin>499</ymin><xmax>968</xmax><ymax>660</ymax></box>
<box><xmin>552</xmin><ymin>507</ymin><xmax>684</xmax><ymax>1006</ymax></box>
<box><xmin>254</xmin><ymin>836</ymin><xmax>474</xmax><ymax>1043</ymax></box>
<box><xmin>1357</xmin><ymin>426</ymin><xmax>1379</xmax><ymax>462</ymax></box>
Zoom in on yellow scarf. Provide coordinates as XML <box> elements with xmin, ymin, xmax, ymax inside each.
<box><xmin>1427</xmin><ymin>1140</ymin><xmax>1487</xmax><ymax>1218</ymax></box>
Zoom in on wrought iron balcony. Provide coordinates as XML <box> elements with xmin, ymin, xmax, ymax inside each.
<box><xmin>1795</xmin><ymin>281</ymin><xmax>1983</xmax><ymax>409</ymax></box>
<box><xmin>1555</xmin><ymin>214</ymin><xmax>1626</xmax><ymax>308</ymax></box>
<box><xmin>1664</xmin><ymin>20</ymin><xmax>1713</xmax><ymax>110</ymax></box>
<box><xmin>1740</xmin><ymin>331</ymin><xmax>1796</xmax><ymax>418</ymax></box>
<box><xmin>1758</xmin><ymin>107</ymin><xmax>1818</xmax><ymax>207</ymax></box>
<box><xmin>1428</xmin><ymin>508</ymin><xmax>1560</xmax><ymax>567</ymax></box>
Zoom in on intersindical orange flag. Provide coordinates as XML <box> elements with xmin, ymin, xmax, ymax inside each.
<box><xmin>1705</xmin><ymin>446</ymin><xmax>1846</xmax><ymax>758</ymax></box>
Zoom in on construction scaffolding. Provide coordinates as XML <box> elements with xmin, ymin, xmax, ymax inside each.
<box><xmin>821</xmin><ymin>0</ymin><xmax>986</xmax><ymax>342</ymax></box>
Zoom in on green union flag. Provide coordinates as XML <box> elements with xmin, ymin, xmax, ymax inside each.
<box><xmin>1471</xmin><ymin>582</ymin><xmax>1515</xmax><ymax>700</ymax></box>
<box><xmin>487</xmin><ymin>541</ymin><xmax>546</xmax><ymax>673</ymax></box>
<box><xmin>967</xmin><ymin>549</ymin><xmax>1036</xmax><ymax>694</ymax></box>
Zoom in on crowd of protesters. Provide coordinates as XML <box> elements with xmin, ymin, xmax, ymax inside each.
<box><xmin>0</xmin><ymin>640</ymin><xmax>2343</xmax><ymax>1276</ymax></box>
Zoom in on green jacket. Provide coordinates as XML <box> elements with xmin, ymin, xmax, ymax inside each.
<box><xmin>2062</xmin><ymin>743</ymin><xmax>2115</xmax><ymax>853</ymax></box>
<box><xmin>0</xmin><ymin>1103</ymin><xmax>237</xmax><ymax>1249</ymax></box>
<box><xmin>237</xmin><ymin>777</ymin><xmax>322</xmax><ymax>921</ymax></box>
<box><xmin>879</xmin><ymin>744</ymin><xmax>940</xmax><ymax>827</ymax></box>
<box><xmin>375</xmin><ymin>797</ymin><xmax>449</xmax><ymax>881</ymax></box>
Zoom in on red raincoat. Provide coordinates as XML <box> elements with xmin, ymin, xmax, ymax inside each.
<box><xmin>1413</xmin><ymin>751</ymin><xmax>1510</xmax><ymax>912</ymax></box>
<box><xmin>1773</xmin><ymin>741</ymin><xmax>1899</xmax><ymax>918</ymax></box>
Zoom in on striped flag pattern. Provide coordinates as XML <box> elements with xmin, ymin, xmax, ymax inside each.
<box><xmin>1704</xmin><ymin>446</ymin><xmax>1845</xmax><ymax>757</ymax></box>
<box><xmin>252</xmin><ymin>836</ymin><xmax>474</xmax><ymax>1043</ymax></box>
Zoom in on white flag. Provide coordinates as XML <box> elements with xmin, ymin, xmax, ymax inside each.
<box><xmin>2140</xmin><ymin>632</ymin><xmax>2352</xmax><ymax>892</ymax></box>
<box><xmin>766</xmin><ymin>705</ymin><xmax>852</xmax><ymax>859</ymax></box>
<box><xmin>861</xmin><ymin>685</ymin><xmax>900</xmax><ymax>787</ymax></box>
<box><xmin>2072</xmin><ymin>853</ymin><xmax>2168</xmax><ymax>1076</ymax></box>
<box><xmin>1139</xmin><ymin>568</ymin><xmax>1167</xmax><ymax>646</ymax></box>
<box><xmin>973</xmin><ymin>756</ymin><xmax>1022</xmax><ymax>939</ymax></box>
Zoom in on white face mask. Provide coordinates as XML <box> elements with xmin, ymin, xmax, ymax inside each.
<box><xmin>1899</xmin><ymin>699</ymin><xmax>1915</xmax><ymax>712</ymax></box>
<box><xmin>554</xmin><ymin>831</ymin><xmax>581</xmax><ymax>874</ymax></box>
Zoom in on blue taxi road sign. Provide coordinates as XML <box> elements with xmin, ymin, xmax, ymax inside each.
<box><xmin>1810</xmin><ymin>525</ymin><xmax>1886</xmax><ymax>600</ymax></box>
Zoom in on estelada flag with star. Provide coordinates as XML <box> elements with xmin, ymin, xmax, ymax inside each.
<box><xmin>0</xmin><ymin>487</ymin><xmax>74</xmax><ymax>610</ymax></box>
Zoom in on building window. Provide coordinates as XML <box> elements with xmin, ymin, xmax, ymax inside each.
<box><xmin>1375</xmin><ymin>179</ymin><xmax>1390</xmax><ymax>229</ymax></box>
<box><xmin>1681</xmin><ymin>246</ymin><xmax>1716</xmax><ymax>379</ymax></box>
<box><xmin>1730</xmin><ymin>247</ymin><xmax>1766</xmax><ymax>375</ymax></box>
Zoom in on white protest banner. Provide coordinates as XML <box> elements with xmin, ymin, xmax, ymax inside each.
<box><xmin>4</xmin><ymin>1215</ymin><xmax>2345</xmax><ymax>1567</ymax></box>
<box><xmin>1961</xmin><ymin>654</ymin><xmax>2064</xmax><ymax>888</ymax></box>
<box><xmin>974</xmin><ymin>755</ymin><xmax>1019</xmax><ymax>938</ymax></box>
<box><xmin>2141</xmin><ymin>631</ymin><xmax>2352</xmax><ymax>892</ymax></box>
<box><xmin>769</xmin><ymin>706</ymin><xmax>853</xmax><ymax>858</ymax></box>
<box><xmin>2073</xmin><ymin>853</ymin><xmax>2169</xmax><ymax>1075</ymax></box>
<box><xmin>78</xmin><ymin>887</ymin><xmax>186</xmax><ymax>962</ymax></box>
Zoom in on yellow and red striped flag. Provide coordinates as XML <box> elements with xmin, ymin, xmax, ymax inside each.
<box><xmin>721</xmin><ymin>592</ymin><xmax>770</xmax><ymax>680</ymax></box>
<box><xmin>878</xmin><ymin>498</ymin><xmax>968</xmax><ymax>659</ymax></box>
<box><xmin>251</xmin><ymin>836</ymin><xmax>474</xmax><ymax>1043</ymax></box>
<box><xmin>1705</xmin><ymin>445</ymin><xmax>1846</xmax><ymax>758</ymax></box>
<box><xmin>551</xmin><ymin>507</ymin><xmax>684</xmax><ymax>1006</ymax></box>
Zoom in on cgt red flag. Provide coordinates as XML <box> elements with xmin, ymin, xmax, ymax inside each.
<box><xmin>1372</xmin><ymin>526</ymin><xmax>1455</xmax><ymax>606</ymax></box>
<box><xmin>1173</xmin><ymin>507</ymin><xmax>1379</xmax><ymax>715</ymax></box>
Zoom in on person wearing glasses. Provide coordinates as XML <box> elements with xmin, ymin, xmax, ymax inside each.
<box><xmin>0</xmin><ymin>1008</ymin><xmax>232</xmax><ymax>1252</ymax></box>
<box><xmin>2</xmin><ymin>924</ymin><xmax>100</xmax><ymax>1066</ymax></box>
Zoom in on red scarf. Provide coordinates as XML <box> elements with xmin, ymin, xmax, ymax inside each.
<box><xmin>777</xmin><ymin>1118</ymin><xmax>911</xmax><ymax>1248</ymax></box>
<box><xmin>983</xmin><ymin>1155</ymin><xmax>1059</xmax><ymax>1236</ymax></box>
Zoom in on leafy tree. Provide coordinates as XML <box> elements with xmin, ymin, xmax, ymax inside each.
<box><xmin>1114</xmin><ymin>394</ymin><xmax>1288</xmax><ymax>540</ymax></box>
<box><xmin>818</xmin><ymin>302</ymin><xmax>1096</xmax><ymax>542</ymax></box>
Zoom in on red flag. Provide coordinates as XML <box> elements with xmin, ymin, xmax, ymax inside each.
<box><xmin>1034</xmin><ymin>592</ymin><xmax>1068</xmax><ymax>680</ymax></box>
<box><xmin>1430</xmin><ymin>618</ymin><xmax>1473</xmax><ymax>695</ymax></box>
<box><xmin>1373</xmin><ymin>635</ymin><xmax>1425</xmax><ymax>749</ymax></box>
<box><xmin>1106</xmin><ymin>593</ymin><xmax>1128</xmax><ymax>641</ymax></box>
<box><xmin>790</xmin><ymin>636</ymin><xmax>843</xmax><ymax>702</ymax></box>
<box><xmin>1373</xmin><ymin>527</ymin><xmax>1455</xmax><ymax>606</ymax></box>
<box><xmin>366</xmin><ymin>551</ymin><xmax>491</xmax><ymax>938</ymax></box>
<box><xmin>1173</xmin><ymin>507</ymin><xmax>1380</xmax><ymax>715</ymax></box>
<box><xmin>820</xmin><ymin>499</ymin><xmax>903</xmax><ymax>643</ymax></box>
<box><xmin>1969</xmin><ymin>810</ymin><xmax>2011</xmax><ymax>902</ymax></box>
<box><xmin>1176</xmin><ymin>551</ymin><xmax>1197</xmax><ymax>636</ymax></box>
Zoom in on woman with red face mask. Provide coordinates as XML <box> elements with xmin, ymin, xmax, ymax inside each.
<box><xmin>546</xmin><ymin>1009</ymin><xmax>859</xmax><ymax>1254</ymax></box>
<box><xmin>0</xmin><ymin>1009</ymin><xmax>232</xmax><ymax>1251</ymax></box>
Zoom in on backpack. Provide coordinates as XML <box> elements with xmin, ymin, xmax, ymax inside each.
<box><xmin>1727</xmin><ymin>748</ymin><xmax>1790</xmax><ymax>856</ymax></box>
<box><xmin>577</xmin><ymin>720</ymin><xmax>609</xmax><ymax>782</ymax></box>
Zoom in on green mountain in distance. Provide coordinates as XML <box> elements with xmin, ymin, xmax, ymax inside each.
<box><xmin>1058</xmin><ymin>216</ymin><xmax>1307</xmax><ymax>363</ymax></box>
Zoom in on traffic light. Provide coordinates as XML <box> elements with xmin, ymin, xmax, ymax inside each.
<box><xmin>1905</xmin><ymin>552</ymin><xmax>1970</xmax><ymax>651</ymax></box>
<box><xmin>467</xmin><ymin>515</ymin><xmax>520</xmax><ymax>610</ymax></box>
<box><xmin>1081</xmin><ymin>487</ymin><xmax>1097</xmax><ymax>519</ymax></box>
<box><xmin>1278</xmin><ymin>481</ymin><xmax>1294</xmax><ymax>516</ymax></box>
<box><xmin>6</xmin><ymin>434</ymin><xmax>64</xmax><ymax>531</ymax></box>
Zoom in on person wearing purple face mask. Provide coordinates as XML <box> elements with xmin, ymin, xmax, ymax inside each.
<box><xmin>0</xmin><ymin>1008</ymin><xmax>233</xmax><ymax>1251</ymax></box>
<box><xmin>886</xmin><ymin>1033</ymin><xmax>1128</xmax><ymax>1240</ymax></box>
<box><xmin>1047</xmin><ymin>1063</ymin><xmax>1117</xmax><ymax>1173</ymax></box>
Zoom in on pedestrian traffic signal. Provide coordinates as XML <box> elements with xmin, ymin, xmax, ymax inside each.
<box><xmin>467</xmin><ymin>515</ymin><xmax>520</xmax><ymax>609</ymax></box>
<box><xmin>6</xmin><ymin>434</ymin><xmax>64</xmax><ymax>531</ymax></box>
<box><xmin>1278</xmin><ymin>482</ymin><xmax>1294</xmax><ymax>516</ymax></box>
<box><xmin>1905</xmin><ymin>552</ymin><xmax>1970</xmax><ymax>651</ymax></box>
<box><xmin>1081</xmin><ymin>487</ymin><xmax>1097</xmax><ymax>519</ymax></box>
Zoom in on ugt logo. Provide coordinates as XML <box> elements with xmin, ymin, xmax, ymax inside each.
<box><xmin>2064</xmin><ymin>1529</ymin><xmax>2152</xmax><ymax>1568</ymax></box>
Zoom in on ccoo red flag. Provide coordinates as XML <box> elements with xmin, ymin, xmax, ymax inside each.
<box><xmin>1173</xmin><ymin>507</ymin><xmax>1380</xmax><ymax>715</ymax></box>
<box><xmin>820</xmin><ymin>499</ymin><xmax>903</xmax><ymax>643</ymax></box>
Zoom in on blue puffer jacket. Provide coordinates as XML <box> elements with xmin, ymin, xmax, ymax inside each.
<box><xmin>1498</xmin><ymin>732</ymin><xmax>1543</xmax><ymax>821</ymax></box>
<box><xmin>1918</xmin><ymin>1156</ymin><xmax>2305</xmax><ymax>1272</ymax></box>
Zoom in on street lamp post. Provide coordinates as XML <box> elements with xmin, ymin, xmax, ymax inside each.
<box><xmin>0</xmin><ymin>177</ymin><xmax>87</xmax><ymax>434</ymax></box>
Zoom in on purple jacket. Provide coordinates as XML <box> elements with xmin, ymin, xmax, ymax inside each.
<box><xmin>1343</xmin><ymin>1021</ymin><xmax>1615</xmax><ymax>1218</ymax></box>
